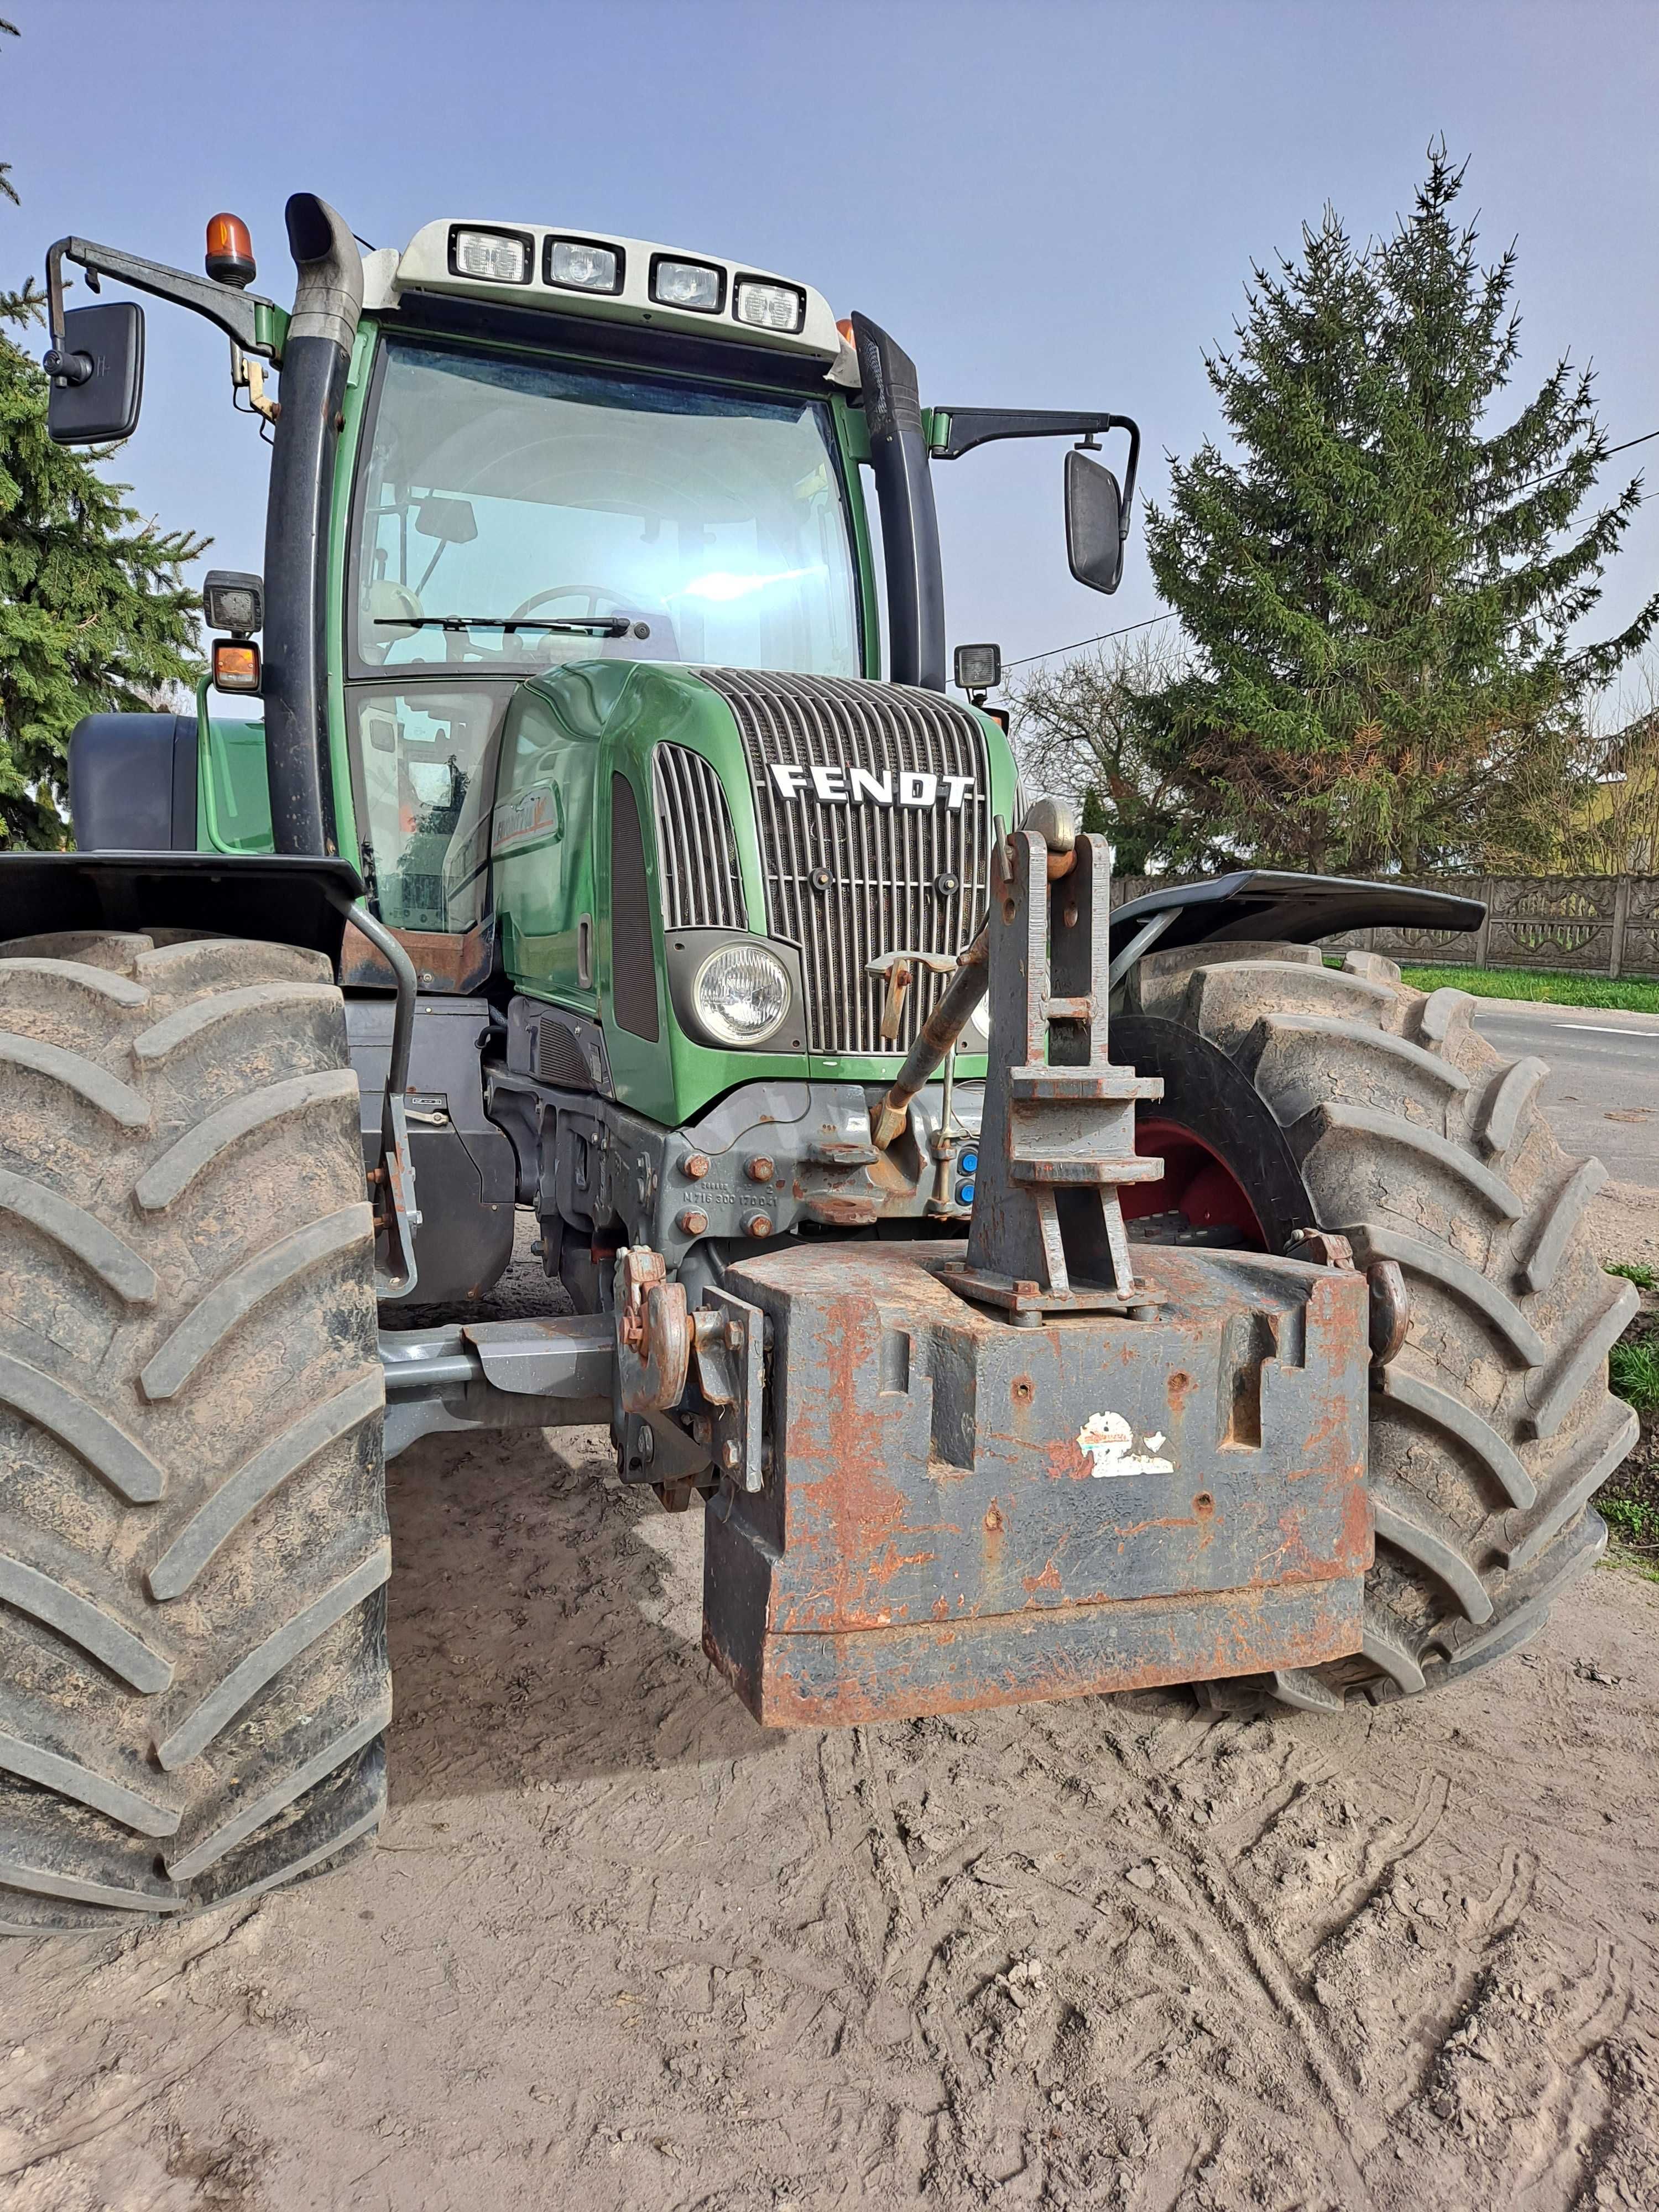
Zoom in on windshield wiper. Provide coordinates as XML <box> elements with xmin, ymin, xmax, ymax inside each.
<box><xmin>374</xmin><ymin>614</ymin><xmax>635</xmax><ymax>637</ymax></box>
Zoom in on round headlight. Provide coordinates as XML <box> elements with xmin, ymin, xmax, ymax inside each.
<box><xmin>692</xmin><ymin>943</ymin><xmax>790</xmax><ymax>1046</ymax></box>
<box><xmin>962</xmin><ymin>989</ymin><xmax>992</xmax><ymax>1052</ymax></box>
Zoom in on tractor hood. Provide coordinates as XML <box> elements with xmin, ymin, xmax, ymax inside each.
<box><xmin>501</xmin><ymin>660</ymin><xmax>1016</xmax><ymax>1071</ymax></box>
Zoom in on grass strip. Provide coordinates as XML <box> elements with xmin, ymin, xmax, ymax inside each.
<box><xmin>1599</xmin><ymin>1267</ymin><xmax>1659</xmax><ymax>1580</ymax></box>
<box><xmin>1395</xmin><ymin>963</ymin><xmax>1659</xmax><ymax>1014</ymax></box>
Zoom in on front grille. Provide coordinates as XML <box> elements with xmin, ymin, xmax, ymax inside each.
<box><xmin>652</xmin><ymin>744</ymin><xmax>747</xmax><ymax>931</ymax></box>
<box><xmin>696</xmin><ymin>669</ymin><xmax>991</xmax><ymax>1056</ymax></box>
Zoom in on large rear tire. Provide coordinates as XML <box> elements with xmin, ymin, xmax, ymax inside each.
<box><xmin>0</xmin><ymin>930</ymin><xmax>388</xmax><ymax>1930</ymax></box>
<box><xmin>1121</xmin><ymin>942</ymin><xmax>1637</xmax><ymax>1709</ymax></box>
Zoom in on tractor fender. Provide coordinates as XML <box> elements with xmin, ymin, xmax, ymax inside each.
<box><xmin>1108</xmin><ymin>869</ymin><xmax>1483</xmax><ymax>968</ymax></box>
<box><xmin>0</xmin><ymin>850</ymin><xmax>364</xmax><ymax>965</ymax></box>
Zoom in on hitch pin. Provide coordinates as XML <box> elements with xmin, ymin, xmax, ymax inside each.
<box><xmin>867</xmin><ymin>947</ymin><xmax>957</xmax><ymax>1046</ymax></box>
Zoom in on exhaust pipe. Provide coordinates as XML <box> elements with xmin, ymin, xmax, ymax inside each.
<box><xmin>851</xmin><ymin>314</ymin><xmax>946</xmax><ymax>692</ymax></box>
<box><xmin>262</xmin><ymin>195</ymin><xmax>364</xmax><ymax>857</ymax></box>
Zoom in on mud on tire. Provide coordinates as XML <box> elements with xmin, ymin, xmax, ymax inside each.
<box><xmin>1124</xmin><ymin>942</ymin><xmax>1637</xmax><ymax>1709</ymax></box>
<box><xmin>0</xmin><ymin>930</ymin><xmax>388</xmax><ymax>1930</ymax></box>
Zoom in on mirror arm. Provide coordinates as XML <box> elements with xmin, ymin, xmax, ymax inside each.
<box><xmin>43</xmin><ymin>236</ymin><xmax>284</xmax><ymax>368</ymax></box>
<box><xmin>1115</xmin><ymin>416</ymin><xmax>1140</xmax><ymax>525</ymax></box>
<box><xmin>930</xmin><ymin>408</ymin><xmax>1139</xmax><ymax>464</ymax></box>
<box><xmin>934</xmin><ymin>408</ymin><xmax>1140</xmax><ymax>548</ymax></box>
<box><xmin>43</xmin><ymin>242</ymin><xmax>86</xmax><ymax>377</ymax></box>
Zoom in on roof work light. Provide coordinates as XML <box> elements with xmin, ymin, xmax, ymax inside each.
<box><xmin>650</xmin><ymin>256</ymin><xmax>723</xmax><ymax>313</ymax></box>
<box><xmin>545</xmin><ymin>237</ymin><xmax>622</xmax><ymax>294</ymax></box>
<box><xmin>449</xmin><ymin>228</ymin><xmax>533</xmax><ymax>284</ymax></box>
<box><xmin>734</xmin><ymin>278</ymin><xmax>805</xmax><ymax>333</ymax></box>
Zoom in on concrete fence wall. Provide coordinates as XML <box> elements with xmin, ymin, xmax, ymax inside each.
<box><xmin>1110</xmin><ymin>874</ymin><xmax>1659</xmax><ymax>980</ymax></box>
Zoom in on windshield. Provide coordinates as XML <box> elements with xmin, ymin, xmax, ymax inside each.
<box><xmin>348</xmin><ymin>340</ymin><xmax>863</xmax><ymax>679</ymax></box>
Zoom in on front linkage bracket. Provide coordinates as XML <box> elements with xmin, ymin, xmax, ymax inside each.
<box><xmin>686</xmin><ymin>1290</ymin><xmax>769</xmax><ymax>1496</ymax></box>
<box><xmin>378</xmin><ymin>1241</ymin><xmax>770</xmax><ymax>1493</ymax></box>
<box><xmin>379</xmin><ymin>1314</ymin><xmax>614</xmax><ymax>1460</ymax></box>
<box><xmin>941</xmin><ymin>825</ymin><xmax>1165</xmax><ymax>1325</ymax></box>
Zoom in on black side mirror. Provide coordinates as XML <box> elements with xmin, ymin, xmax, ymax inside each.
<box><xmin>1064</xmin><ymin>447</ymin><xmax>1125</xmax><ymax>595</ymax></box>
<box><xmin>44</xmin><ymin>301</ymin><xmax>145</xmax><ymax>445</ymax></box>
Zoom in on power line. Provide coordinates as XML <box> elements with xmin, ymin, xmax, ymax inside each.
<box><xmin>1593</xmin><ymin>426</ymin><xmax>1657</xmax><ymax>463</ymax></box>
<box><xmin>1005</xmin><ymin>426</ymin><xmax>1659</xmax><ymax>676</ymax></box>
<box><xmin>1004</xmin><ymin>611</ymin><xmax>1175</xmax><ymax>672</ymax></box>
<box><xmin>1516</xmin><ymin>424</ymin><xmax>1659</xmax><ymax>495</ymax></box>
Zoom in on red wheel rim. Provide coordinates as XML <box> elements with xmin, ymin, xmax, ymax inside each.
<box><xmin>1125</xmin><ymin>1115</ymin><xmax>1266</xmax><ymax>1248</ymax></box>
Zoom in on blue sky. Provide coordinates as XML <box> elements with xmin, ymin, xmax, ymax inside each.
<box><xmin>7</xmin><ymin>0</ymin><xmax>1657</xmax><ymax>681</ymax></box>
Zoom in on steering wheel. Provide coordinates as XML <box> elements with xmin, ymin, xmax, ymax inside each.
<box><xmin>504</xmin><ymin>583</ymin><xmax>680</xmax><ymax>663</ymax></box>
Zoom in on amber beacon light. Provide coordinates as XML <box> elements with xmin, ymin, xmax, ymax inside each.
<box><xmin>205</xmin><ymin>212</ymin><xmax>257</xmax><ymax>289</ymax></box>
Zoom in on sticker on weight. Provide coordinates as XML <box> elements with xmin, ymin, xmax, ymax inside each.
<box><xmin>1077</xmin><ymin>1410</ymin><xmax>1174</xmax><ymax>1477</ymax></box>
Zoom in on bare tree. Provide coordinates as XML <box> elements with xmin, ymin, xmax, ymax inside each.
<box><xmin>1011</xmin><ymin>632</ymin><xmax>1225</xmax><ymax>877</ymax></box>
<box><xmin>1560</xmin><ymin>658</ymin><xmax>1659</xmax><ymax>875</ymax></box>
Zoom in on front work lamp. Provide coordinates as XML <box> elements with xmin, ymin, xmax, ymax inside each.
<box><xmin>953</xmin><ymin>642</ymin><xmax>1002</xmax><ymax>697</ymax></box>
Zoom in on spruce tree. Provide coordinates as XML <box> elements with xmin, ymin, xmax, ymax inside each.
<box><xmin>0</xmin><ymin>16</ymin><xmax>204</xmax><ymax>848</ymax></box>
<box><xmin>1140</xmin><ymin>148</ymin><xmax>1657</xmax><ymax>875</ymax></box>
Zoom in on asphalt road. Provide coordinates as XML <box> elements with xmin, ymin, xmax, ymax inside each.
<box><xmin>1474</xmin><ymin>1003</ymin><xmax>1659</xmax><ymax>1189</ymax></box>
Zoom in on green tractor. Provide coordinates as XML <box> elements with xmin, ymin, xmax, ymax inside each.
<box><xmin>0</xmin><ymin>196</ymin><xmax>1632</xmax><ymax>1929</ymax></box>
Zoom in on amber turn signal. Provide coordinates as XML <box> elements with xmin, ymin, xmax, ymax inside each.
<box><xmin>211</xmin><ymin>639</ymin><xmax>262</xmax><ymax>695</ymax></box>
<box><xmin>205</xmin><ymin>212</ymin><xmax>257</xmax><ymax>290</ymax></box>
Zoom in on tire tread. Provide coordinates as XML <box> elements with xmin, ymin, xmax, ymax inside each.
<box><xmin>0</xmin><ymin>931</ymin><xmax>387</xmax><ymax>1931</ymax></box>
<box><xmin>1160</xmin><ymin>946</ymin><xmax>1632</xmax><ymax>1709</ymax></box>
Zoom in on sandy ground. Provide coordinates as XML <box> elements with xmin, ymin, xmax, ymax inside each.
<box><xmin>2</xmin><ymin>1423</ymin><xmax>1657</xmax><ymax>2212</ymax></box>
<box><xmin>4</xmin><ymin>1198</ymin><xmax>1658</xmax><ymax>2211</ymax></box>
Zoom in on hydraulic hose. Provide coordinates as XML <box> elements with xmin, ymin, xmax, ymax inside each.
<box><xmin>870</xmin><ymin>932</ymin><xmax>988</xmax><ymax>1148</ymax></box>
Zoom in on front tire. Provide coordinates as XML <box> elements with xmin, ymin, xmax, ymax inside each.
<box><xmin>0</xmin><ymin>930</ymin><xmax>389</xmax><ymax>1930</ymax></box>
<box><xmin>1123</xmin><ymin>942</ymin><xmax>1637</xmax><ymax>1709</ymax></box>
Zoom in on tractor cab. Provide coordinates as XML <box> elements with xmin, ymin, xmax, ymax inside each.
<box><xmin>338</xmin><ymin>229</ymin><xmax>872</xmax><ymax>958</ymax></box>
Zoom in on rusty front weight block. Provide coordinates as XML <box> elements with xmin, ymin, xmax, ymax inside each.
<box><xmin>701</xmin><ymin>1238</ymin><xmax>1372</xmax><ymax>1727</ymax></box>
